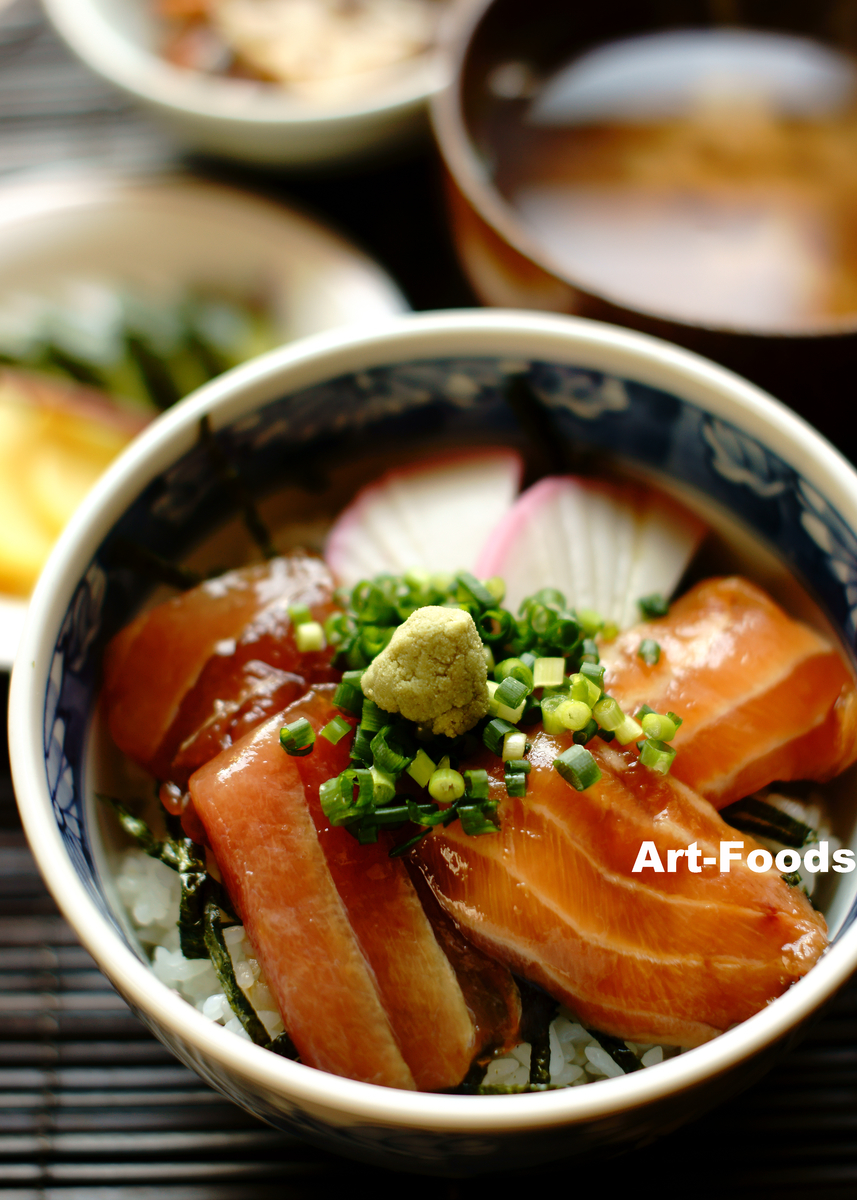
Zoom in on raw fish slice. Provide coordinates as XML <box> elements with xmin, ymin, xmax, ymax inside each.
<box><xmin>406</xmin><ymin>865</ymin><xmax>522</xmax><ymax>1059</ymax></box>
<box><xmin>474</xmin><ymin>477</ymin><xmax>706</xmax><ymax>625</ymax></box>
<box><xmin>103</xmin><ymin>554</ymin><xmax>336</xmax><ymax>778</ymax></box>
<box><xmin>287</xmin><ymin>687</ymin><xmax>485</xmax><ymax>1091</ymax></box>
<box><xmin>601</xmin><ymin>576</ymin><xmax>857</xmax><ymax>808</ymax></box>
<box><xmin>189</xmin><ymin>710</ymin><xmax>416</xmax><ymax>1090</ymax></box>
<box><xmin>324</xmin><ymin>449</ymin><xmax>523</xmax><ymax>588</ymax></box>
<box><xmin>413</xmin><ymin>734</ymin><xmax>827</xmax><ymax>1048</ymax></box>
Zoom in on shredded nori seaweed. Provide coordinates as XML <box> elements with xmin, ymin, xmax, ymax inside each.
<box><xmin>203</xmin><ymin>903</ymin><xmax>299</xmax><ymax>1060</ymax></box>
<box><xmin>721</xmin><ymin>796</ymin><xmax>814</xmax><ymax>849</ymax></box>
<box><xmin>587</xmin><ymin>1029</ymin><xmax>641</xmax><ymax>1074</ymax></box>
<box><xmin>98</xmin><ymin>795</ymin><xmax>235</xmax><ymax>957</ymax></box>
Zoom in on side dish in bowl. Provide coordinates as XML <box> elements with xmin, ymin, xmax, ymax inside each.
<box><xmin>0</xmin><ymin>170</ymin><xmax>406</xmax><ymax>666</ymax></box>
<box><xmin>44</xmin><ymin>0</ymin><xmax>450</xmax><ymax>164</ymax></box>
<box><xmin>10</xmin><ymin>311</ymin><xmax>857</xmax><ymax>1173</ymax></box>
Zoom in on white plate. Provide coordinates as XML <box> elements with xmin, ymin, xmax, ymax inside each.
<box><xmin>0</xmin><ymin>170</ymin><xmax>409</xmax><ymax>670</ymax></box>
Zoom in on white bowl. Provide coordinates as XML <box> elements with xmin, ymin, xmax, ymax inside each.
<box><xmin>0</xmin><ymin>169</ymin><xmax>407</xmax><ymax>667</ymax></box>
<box><xmin>10</xmin><ymin>310</ymin><xmax>857</xmax><ymax>1174</ymax></box>
<box><xmin>43</xmin><ymin>0</ymin><xmax>448</xmax><ymax>165</ymax></box>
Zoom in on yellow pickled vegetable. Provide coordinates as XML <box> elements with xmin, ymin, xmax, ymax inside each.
<box><xmin>0</xmin><ymin>370</ymin><xmax>144</xmax><ymax>595</ymax></box>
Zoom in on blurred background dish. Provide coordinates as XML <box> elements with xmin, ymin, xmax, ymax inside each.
<box><xmin>3</xmin><ymin>0</ymin><xmax>857</xmax><ymax>1193</ymax></box>
<box><xmin>0</xmin><ymin>169</ymin><xmax>407</xmax><ymax>665</ymax></box>
<box><xmin>43</xmin><ymin>0</ymin><xmax>451</xmax><ymax>165</ymax></box>
<box><xmin>432</xmin><ymin>0</ymin><xmax>857</xmax><ymax>454</ymax></box>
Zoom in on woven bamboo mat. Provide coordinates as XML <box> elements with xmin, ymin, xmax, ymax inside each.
<box><xmin>2</xmin><ymin>3</ymin><xmax>857</xmax><ymax>1194</ymax></box>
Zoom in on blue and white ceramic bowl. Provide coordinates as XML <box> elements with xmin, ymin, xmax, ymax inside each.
<box><xmin>10</xmin><ymin>310</ymin><xmax>857</xmax><ymax>1175</ymax></box>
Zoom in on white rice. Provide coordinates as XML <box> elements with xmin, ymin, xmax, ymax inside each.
<box><xmin>115</xmin><ymin>846</ymin><xmax>674</xmax><ymax>1089</ymax></box>
<box><xmin>115</xmin><ymin>848</ymin><xmax>284</xmax><ymax>1043</ymax></box>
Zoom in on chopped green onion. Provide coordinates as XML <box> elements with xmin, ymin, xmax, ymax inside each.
<box><xmin>319</xmin><ymin>768</ymin><xmax>374</xmax><ymax>824</ymax></box>
<box><xmin>666</xmin><ymin>711</ymin><xmax>683</xmax><ymax>730</ymax></box>
<box><xmin>494</xmin><ymin>676</ymin><xmax>530</xmax><ymax>709</ymax></box>
<box><xmin>407</xmin><ymin>799</ymin><xmax>447</xmax><ymax>827</ymax></box>
<box><xmin>372</xmin><ymin>804</ymin><xmax>411</xmax><ymax>827</ymax></box>
<box><xmin>503</xmin><ymin>758</ymin><xmax>531</xmax><ymax>775</ymax></box>
<box><xmin>458</xmin><ymin>803</ymin><xmax>499</xmax><ymax>836</ymax></box>
<box><xmin>638</xmin><ymin>593</ymin><xmax>669</xmax><ymax>619</ymax></box>
<box><xmin>390</xmin><ymin>827</ymin><xmax>434</xmax><ymax>857</ymax></box>
<box><xmin>483</xmin><ymin>644</ymin><xmax>496</xmax><ymax>672</ymax></box>
<box><xmin>456</xmin><ymin>571</ymin><xmax>496</xmax><ymax>609</ymax></box>
<box><xmin>613</xmin><ymin>714</ymin><xmax>645</xmax><ymax>745</ymax></box>
<box><xmin>638</xmin><ymin>638</ymin><xmax>661</xmax><ymax>666</ymax></box>
<box><xmin>641</xmin><ymin>712</ymin><xmax>678</xmax><ymax>741</ymax></box>
<box><xmin>428</xmin><ymin>768</ymin><xmax>466</xmax><ymax>803</ymax></box>
<box><xmin>580</xmin><ymin>638</ymin><xmax>599</xmax><ymax>663</ymax></box>
<box><xmin>502</xmin><ymin>729</ymin><xmax>528</xmax><ymax>761</ymax></box>
<box><xmin>333</xmin><ymin>678</ymin><xmax>363</xmax><ymax>716</ymax></box>
<box><xmin>533</xmin><ymin>657</ymin><xmax>565</xmax><ymax>687</ymax></box>
<box><xmin>528</xmin><ymin>587</ymin><xmax>566</xmax><ymax>610</ymax></box>
<box><xmin>485</xmin><ymin>576</ymin><xmax>506</xmax><ymax>603</ymax></box>
<box><xmin>369</xmin><ymin>766</ymin><xmax>397</xmax><ymax>806</ymax></box>
<box><xmin>370</xmin><ymin>725</ymin><xmax>415</xmax><ymax>775</ymax></box>
<box><xmin>540</xmin><ymin>693</ymin><xmax>571</xmax><ymax>736</ymax></box>
<box><xmin>576</xmin><ymin>608</ymin><xmax>604</xmax><ymax>636</ymax></box>
<box><xmin>487</xmin><ymin>680</ymin><xmax>526</xmax><ymax>723</ymax></box>
<box><xmin>287</xmin><ymin>602</ymin><xmax>312</xmax><ymax>625</ymax></box>
<box><xmin>279</xmin><ymin>717</ymin><xmax>315</xmax><ymax>756</ymax></box>
<box><xmin>484</xmin><ymin>717</ymin><xmax>517</xmax><ymax>755</ymax></box>
<box><xmin>495</xmin><ymin>657</ymin><xmax>535</xmax><ymax>691</ymax></box>
<box><xmin>579</xmin><ymin>661</ymin><xmax>605</xmax><ymax>690</ymax></box>
<box><xmin>569</xmin><ymin>673</ymin><xmax>601</xmax><ymax>706</ymax></box>
<box><xmin>592</xmin><ymin>695</ymin><xmax>625</xmax><ymax>731</ymax></box>
<box><xmin>637</xmin><ymin>737</ymin><xmax>677</xmax><ymax>775</ymax></box>
<box><xmin>635</xmin><ymin>703</ymin><xmax>656</xmax><ymax>721</ymax></box>
<box><xmin>554</xmin><ymin>745</ymin><xmax>602</xmax><ymax>791</ymax></box>
<box><xmin>556</xmin><ymin>699</ymin><xmax>593</xmax><ymax>732</ymax></box>
<box><xmin>320</xmin><ymin>714</ymin><xmax>353</xmax><ymax>745</ymax></box>
<box><xmin>407</xmin><ymin>748</ymin><xmax>436</xmax><ymax>788</ymax></box>
<box><xmin>360</xmin><ymin>624</ymin><xmax>394</xmax><ymax>659</ymax></box>
<box><xmin>360</xmin><ymin>698</ymin><xmax>386</xmax><ymax>733</ymax></box>
<box><xmin>505</xmin><ymin>772</ymin><xmax>527</xmax><ymax>799</ymax></box>
<box><xmin>350</xmin><ymin>726</ymin><xmax>373</xmax><ymax>764</ymax></box>
<box><xmin>478</xmin><ymin>608</ymin><xmax>515</xmax><ymax>644</ymax></box>
<box><xmin>295</xmin><ymin>621</ymin><xmax>325</xmax><ymax>653</ymax></box>
<box><xmin>464</xmin><ymin>769</ymin><xmax>490</xmax><ymax>800</ymax></box>
<box><xmin>573</xmin><ymin>717</ymin><xmax>599</xmax><ymax>745</ymax></box>
<box><xmin>552</xmin><ymin>615</ymin><xmax>582</xmax><ymax>651</ymax></box>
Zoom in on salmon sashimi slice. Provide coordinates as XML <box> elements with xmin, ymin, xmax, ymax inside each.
<box><xmin>601</xmin><ymin>576</ymin><xmax>857</xmax><ymax>808</ymax></box>
<box><xmin>412</xmin><ymin>732</ymin><xmax>828</xmax><ymax>1048</ymax></box>
<box><xmin>286</xmin><ymin>686</ymin><xmax>517</xmax><ymax>1089</ymax></box>
<box><xmin>103</xmin><ymin>553</ymin><xmax>338</xmax><ymax>784</ymax></box>
<box><xmin>189</xmin><ymin>709</ymin><xmax>416</xmax><ymax>1090</ymax></box>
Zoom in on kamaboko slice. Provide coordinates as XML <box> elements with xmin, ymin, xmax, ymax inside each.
<box><xmin>601</xmin><ymin>576</ymin><xmax>857</xmax><ymax>808</ymax></box>
<box><xmin>474</xmin><ymin>476</ymin><xmax>705</xmax><ymax>627</ymax></box>
<box><xmin>189</xmin><ymin>708</ymin><xmax>416</xmax><ymax>1089</ymax></box>
<box><xmin>324</xmin><ymin>448</ymin><xmax>523</xmax><ymax>588</ymax></box>
<box><xmin>412</xmin><ymin>734</ymin><xmax>828</xmax><ymax>1049</ymax></box>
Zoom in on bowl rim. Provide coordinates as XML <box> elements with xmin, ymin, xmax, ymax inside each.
<box><xmin>43</xmin><ymin>0</ymin><xmax>445</xmax><ymax>126</ymax></box>
<box><xmin>430</xmin><ymin>0</ymin><xmax>857</xmax><ymax>339</ymax></box>
<box><xmin>11</xmin><ymin>307</ymin><xmax>857</xmax><ymax>1134</ymax></box>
